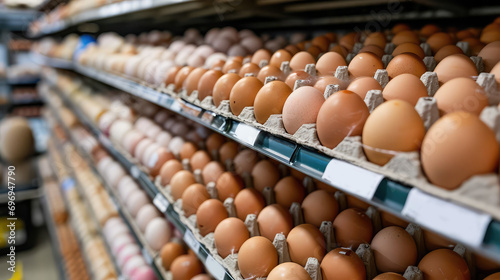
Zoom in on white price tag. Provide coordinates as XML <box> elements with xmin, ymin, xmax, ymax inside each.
<box><xmin>322</xmin><ymin>159</ymin><xmax>383</xmax><ymax>200</ymax></box>
<box><xmin>402</xmin><ymin>188</ymin><xmax>491</xmax><ymax>247</ymax></box>
<box><xmin>153</xmin><ymin>193</ymin><xmax>169</xmax><ymax>213</ymax></box>
<box><xmin>184</xmin><ymin>230</ymin><xmax>200</xmax><ymax>253</ymax></box>
<box><xmin>141</xmin><ymin>247</ymin><xmax>153</xmax><ymax>264</ymax></box>
<box><xmin>130</xmin><ymin>166</ymin><xmax>141</xmax><ymax>179</ymax></box>
<box><xmin>205</xmin><ymin>255</ymin><xmax>226</xmax><ymax>279</ymax></box>
<box><xmin>234</xmin><ymin>123</ymin><xmax>260</xmax><ymax>146</ymax></box>
<box><xmin>170</xmin><ymin>101</ymin><xmax>182</xmax><ymax>112</ymax></box>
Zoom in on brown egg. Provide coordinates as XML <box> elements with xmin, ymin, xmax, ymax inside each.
<box><xmin>191</xmin><ymin>274</ymin><xmax>212</xmax><ymax>280</ymax></box>
<box><xmin>316</xmin><ymin>52</ymin><xmax>347</xmax><ymax>75</ymax></box>
<box><xmin>307</xmin><ymin>45</ymin><xmax>322</xmax><ymax>59</ymax></box>
<box><xmin>219</xmin><ymin>141</ymin><xmax>239</xmax><ymax>164</ymax></box>
<box><xmin>196</xmin><ymin>199</ymin><xmax>228</xmax><ymax>236</ymax></box>
<box><xmin>333</xmin><ymin>208</ymin><xmax>373</xmax><ymax>250</ymax></box>
<box><xmin>285</xmin><ymin>71</ymin><xmax>314</xmax><ymax>89</ymax></box>
<box><xmin>348</xmin><ymin>52</ymin><xmax>384</xmax><ymax>78</ymax></box>
<box><xmin>251</xmin><ymin>49</ymin><xmax>272</xmax><ymax>65</ymax></box>
<box><xmin>418</xmin><ymin>249</ymin><xmax>470</xmax><ymax>280</ymax></box>
<box><xmin>238</xmin><ymin>62</ymin><xmax>260</xmax><ymax>77</ymax></box>
<box><xmin>423</xmin><ymin>230</ymin><xmax>455</xmax><ymax>251</ymax></box>
<box><xmin>331</xmin><ymin>44</ymin><xmax>349</xmax><ymax>58</ymax></box>
<box><xmin>174</xmin><ymin>66</ymin><xmax>195</xmax><ymax>91</ymax></box>
<box><xmin>478</xmin><ymin>41</ymin><xmax>500</xmax><ymax>72</ymax></box>
<box><xmin>434</xmin><ymin>54</ymin><xmax>478</xmax><ymax>85</ymax></box>
<box><xmin>282</xmin><ymin>86</ymin><xmax>325</xmax><ymax>135</ymax></box>
<box><xmin>420</xmin><ymin>24</ymin><xmax>441</xmax><ymax>38</ymax></box>
<box><xmin>285</xmin><ymin>45</ymin><xmax>301</xmax><ymax>55</ymax></box>
<box><xmin>214</xmin><ymin>217</ymin><xmax>250</xmax><ymax>258</ymax></box>
<box><xmin>160</xmin><ymin>159</ymin><xmax>183</xmax><ymax>186</ymax></box>
<box><xmin>382</xmin><ymin>73</ymin><xmax>428</xmax><ymax>105</ymax></box>
<box><xmin>371</xmin><ymin>226</ymin><xmax>417</xmax><ymax>273</ymax></box>
<box><xmin>427</xmin><ymin>32</ymin><xmax>455</xmax><ymax>54</ymax></box>
<box><xmin>484</xmin><ymin>273</ymin><xmax>500</xmax><ymax>280</ymax></box>
<box><xmin>475</xmin><ymin>254</ymin><xmax>500</xmax><ymax>272</ymax></box>
<box><xmin>339</xmin><ymin>32</ymin><xmax>359</xmax><ymax>51</ymax></box>
<box><xmin>212</xmin><ymin>73</ymin><xmax>240</xmax><ymax>107</ymax></box>
<box><xmin>234</xmin><ymin>149</ymin><xmax>258</xmax><ymax>175</ymax></box>
<box><xmin>392</xmin><ymin>30</ymin><xmax>420</xmax><ymax>46</ymax></box>
<box><xmin>373</xmin><ymin>273</ymin><xmax>406</xmax><ymax>280</ymax></box>
<box><xmin>481</xmin><ymin>30</ymin><xmax>500</xmax><ymax>44</ymax></box>
<box><xmin>197</xmin><ymin>69</ymin><xmax>223</xmax><ymax>101</ymax></box>
<box><xmin>223</xmin><ymin>59</ymin><xmax>242</xmax><ymax>74</ymax></box>
<box><xmin>359</xmin><ymin>45</ymin><xmax>385</xmax><ymax>58</ymax></box>
<box><xmin>216</xmin><ymin>172</ymin><xmax>243</xmax><ymax>201</ymax></box>
<box><xmin>229</xmin><ymin>76</ymin><xmax>263</xmax><ymax>116</ymax></box>
<box><xmin>346</xmin><ymin>76</ymin><xmax>383</xmax><ymax>99</ymax></box>
<box><xmin>363</xmin><ymin>100</ymin><xmax>426</xmax><ymax>166</ymax></box>
<box><xmin>392</xmin><ymin>43</ymin><xmax>426</xmax><ymax>59</ymax></box>
<box><xmin>421</xmin><ymin>111</ymin><xmax>498</xmax><ymax>190</ymax></box>
<box><xmin>386</xmin><ymin>53</ymin><xmax>426</xmax><ymax>79</ymax></box>
<box><xmin>257</xmin><ymin>204</ymin><xmax>294</xmax><ymax>241</ymax></box>
<box><xmin>434</xmin><ymin>45</ymin><xmax>464</xmax><ymax>63</ymax></box>
<box><xmin>317</xmin><ymin>90</ymin><xmax>369</xmax><ymax>149</ymax></box>
<box><xmin>184</xmin><ymin>68</ymin><xmax>208</xmax><ymax>94</ymax></box>
<box><xmin>190</xmin><ymin>150</ymin><xmax>211</xmax><ymax>170</ymax></box>
<box><xmin>165</xmin><ymin>65</ymin><xmax>182</xmax><ymax>85</ymax></box>
<box><xmin>321</xmin><ymin>248</ymin><xmax>366</xmax><ymax>280</ymax></box>
<box><xmin>392</xmin><ymin>23</ymin><xmax>411</xmax><ymax>34</ymax></box>
<box><xmin>180</xmin><ymin>142</ymin><xmax>198</xmax><ymax>160</ymax></box>
<box><xmin>270</xmin><ymin>49</ymin><xmax>293</xmax><ymax>68</ymax></box>
<box><xmin>267</xmin><ymin>262</ymin><xmax>312</xmax><ymax>280</ymax></box>
<box><xmin>290</xmin><ymin>51</ymin><xmax>316</xmax><ymax>71</ymax></box>
<box><xmin>254</xmin><ymin>81</ymin><xmax>293</xmax><ymax>124</ymax></box>
<box><xmin>206</xmin><ymin>133</ymin><xmax>225</xmax><ymax>152</ymax></box>
<box><xmin>202</xmin><ymin>161</ymin><xmax>224</xmax><ymax>184</ymax></box>
<box><xmin>273</xmin><ymin>176</ymin><xmax>305</xmax><ymax>208</ymax></box>
<box><xmin>147</xmin><ymin>147</ymin><xmax>175</xmax><ymax>177</ymax></box>
<box><xmin>314</xmin><ymin>75</ymin><xmax>345</xmax><ymax>93</ymax></box>
<box><xmin>287</xmin><ymin>224</ymin><xmax>326</xmax><ymax>265</ymax></box>
<box><xmin>302</xmin><ymin>190</ymin><xmax>339</xmax><ymax>228</ymax></box>
<box><xmin>181</xmin><ymin>183</ymin><xmax>210</xmax><ymax>216</ymax></box>
<box><xmin>251</xmin><ymin>160</ymin><xmax>280</xmax><ymax>192</ymax></box>
<box><xmin>234</xmin><ymin>188</ymin><xmax>266</xmax><ymax>220</ymax></box>
<box><xmin>257</xmin><ymin>65</ymin><xmax>285</xmax><ymax>83</ymax></box>
<box><xmin>364</xmin><ymin>32</ymin><xmax>387</xmax><ymax>49</ymax></box>
<box><xmin>170</xmin><ymin>170</ymin><xmax>197</xmax><ymax>200</ymax></box>
<box><xmin>462</xmin><ymin>37</ymin><xmax>484</xmax><ymax>56</ymax></box>
<box><xmin>434</xmin><ymin>77</ymin><xmax>488</xmax><ymax>116</ymax></box>
<box><xmin>312</xmin><ymin>36</ymin><xmax>330</xmax><ymax>52</ymax></box>
<box><xmin>160</xmin><ymin>242</ymin><xmax>186</xmax><ymax>270</ymax></box>
<box><xmin>238</xmin><ymin>236</ymin><xmax>278</xmax><ymax>279</ymax></box>
<box><xmin>380</xmin><ymin>211</ymin><xmax>409</xmax><ymax>228</ymax></box>
<box><xmin>170</xmin><ymin>254</ymin><xmax>203</xmax><ymax>280</ymax></box>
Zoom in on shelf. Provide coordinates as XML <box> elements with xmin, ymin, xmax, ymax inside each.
<box><xmin>0</xmin><ymin>8</ymin><xmax>38</xmax><ymax>31</ymax></box>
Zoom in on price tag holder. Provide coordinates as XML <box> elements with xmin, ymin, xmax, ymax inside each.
<box><xmin>184</xmin><ymin>230</ymin><xmax>200</xmax><ymax>253</ymax></box>
<box><xmin>322</xmin><ymin>159</ymin><xmax>383</xmax><ymax>200</ymax></box>
<box><xmin>130</xmin><ymin>166</ymin><xmax>141</xmax><ymax>179</ymax></box>
<box><xmin>234</xmin><ymin>123</ymin><xmax>260</xmax><ymax>146</ymax></box>
<box><xmin>141</xmin><ymin>247</ymin><xmax>153</xmax><ymax>264</ymax></box>
<box><xmin>153</xmin><ymin>193</ymin><xmax>169</xmax><ymax>213</ymax></box>
<box><xmin>205</xmin><ymin>255</ymin><xmax>226</xmax><ymax>279</ymax></box>
<box><xmin>402</xmin><ymin>188</ymin><xmax>491</xmax><ymax>247</ymax></box>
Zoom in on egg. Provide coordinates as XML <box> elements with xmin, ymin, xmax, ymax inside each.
<box><xmin>123</xmin><ymin>255</ymin><xmax>146</xmax><ymax>276</ymax></box>
<box><xmin>282</xmin><ymin>86</ymin><xmax>325</xmax><ymax>135</ymax></box>
<box><xmin>359</xmin><ymin>44</ymin><xmax>385</xmax><ymax>58</ymax></box>
<box><xmin>214</xmin><ymin>217</ymin><xmax>250</xmax><ymax>258</ymax></box>
<box><xmin>346</xmin><ymin>76</ymin><xmax>383</xmax><ymax>99</ymax></box>
<box><xmin>234</xmin><ymin>188</ymin><xmax>266</xmax><ymax>220</ymax></box>
<box><xmin>485</xmin><ymin>273</ymin><xmax>500</xmax><ymax>280</ymax></box>
<box><xmin>434</xmin><ymin>54</ymin><xmax>478</xmax><ymax>85</ymax></box>
<box><xmin>435</xmin><ymin>45</ymin><xmax>464</xmax><ymax>63</ymax></box>
<box><xmin>284</xmin><ymin>70</ymin><xmax>314</xmax><ymax>89</ymax></box>
<box><xmin>174</xmin><ymin>66</ymin><xmax>195</xmax><ymax>91</ymax></box>
<box><xmin>251</xmin><ymin>49</ymin><xmax>272</xmax><ymax>65</ymax></box>
<box><xmin>197</xmin><ymin>69</ymin><xmax>223</xmax><ymax>101</ymax></box>
<box><xmin>223</xmin><ymin>59</ymin><xmax>243</xmax><ymax>74</ymax></box>
<box><xmin>126</xmin><ymin>189</ymin><xmax>150</xmax><ymax>217</ymax></box>
<box><xmin>190</xmin><ymin>150</ymin><xmax>211</xmax><ymax>171</ymax></box>
<box><xmin>136</xmin><ymin>204</ymin><xmax>161</xmax><ymax>233</ymax></box>
<box><xmin>164</xmin><ymin>65</ymin><xmax>182</xmax><ymax>85</ymax></box>
<box><xmin>117</xmin><ymin>244</ymin><xmax>140</xmax><ymax>268</ymax></box>
<box><xmin>364</xmin><ymin>32</ymin><xmax>387</xmax><ymax>49</ymax></box>
<box><xmin>147</xmin><ymin>147</ymin><xmax>175</xmax><ymax>177</ymax></box>
<box><xmin>314</xmin><ymin>75</ymin><xmax>345</xmax><ymax>93</ymax></box>
<box><xmin>420</xmin><ymin>24</ymin><xmax>441</xmax><ymax>38</ymax></box>
<box><xmin>180</xmin><ymin>142</ymin><xmax>198</xmax><ymax>160</ymax></box>
<box><xmin>216</xmin><ymin>172</ymin><xmax>243</xmax><ymax>201</ymax></box>
<box><xmin>348</xmin><ymin>52</ymin><xmax>384</xmax><ymax>78</ymax></box>
<box><xmin>392</xmin><ymin>43</ymin><xmax>425</xmax><ymax>59</ymax></box>
<box><xmin>339</xmin><ymin>32</ymin><xmax>359</xmax><ymax>51</ymax></box>
<box><xmin>373</xmin><ymin>273</ymin><xmax>406</xmax><ymax>280</ymax></box>
<box><xmin>254</xmin><ymin>80</ymin><xmax>293</xmax><ymax>124</ymax></box>
<box><xmin>251</xmin><ymin>160</ymin><xmax>280</xmax><ymax>192</ymax></box>
<box><xmin>156</xmin><ymin>131</ymin><xmax>173</xmax><ymax>148</ymax></box>
<box><xmin>238</xmin><ymin>62</ymin><xmax>260</xmax><ymax>77</ymax></box>
<box><xmin>316</xmin><ymin>52</ymin><xmax>347</xmax><ymax>75</ymax></box>
<box><xmin>285</xmin><ymin>45</ymin><xmax>301</xmax><ymax>55</ymax></box>
<box><xmin>392</xmin><ymin>30</ymin><xmax>420</xmax><ymax>45</ymax></box>
<box><xmin>131</xmin><ymin>266</ymin><xmax>156</xmax><ymax>280</ymax></box>
<box><xmin>168</xmin><ymin>137</ymin><xmax>186</xmax><ymax>155</ymax></box>
<box><xmin>257</xmin><ymin>204</ymin><xmax>294</xmax><ymax>240</ymax></box>
<box><xmin>160</xmin><ymin>242</ymin><xmax>185</xmax><ymax>270</ymax></box>
<box><xmin>182</xmin><ymin>183</ymin><xmax>210</xmax><ymax>216</ymax></box>
<box><xmin>212</xmin><ymin>73</ymin><xmax>240</xmax><ymax>107</ymax></box>
<box><xmin>331</xmin><ymin>44</ymin><xmax>350</xmax><ymax>58</ymax></box>
<box><xmin>427</xmin><ymin>32</ymin><xmax>455</xmax><ymax>54</ymax></box>
<box><xmin>170</xmin><ymin>170</ymin><xmax>197</xmax><ymax>200</ymax></box>
<box><xmin>267</xmin><ymin>262</ymin><xmax>312</xmax><ymax>280</ymax></box>
<box><xmin>170</xmin><ymin>254</ymin><xmax>203</xmax><ymax>280</ymax></box>
<box><xmin>229</xmin><ymin>76</ymin><xmax>263</xmax><ymax>116</ymax></box>
<box><xmin>145</xmin><ymin>217</ymin><xmax>171</xmax><ymax>251</ymax></box>
<box><xmin>421</xmin><ymin>111</ymin><xmax>498</xmax><ymax>190</ymax></box>
<box><xmin>333</xmin><ymin>208</ymin><xmax>373</xmax><ymax>250</ymax></box>
<box><xmin>109</xmin><ymin>119</ymin><xmax>133</xmax><ymax>143</ymax></box>
<box><xmin>234</xmin><ymin>149</ymin><xmax>258</xmax><ymax>175</ymax></box>
<box><xmin>202</xmin><ymin>161</ymin><xmax>224</xmax><ymax>184</ymax></box>
<box><xmin>191</xmin><ymin>274</ymin><xmax>212</xmax><ymax>280</ymax></box>
<box><xmin>219</xmin><ymin>141</ymin><xmax>239</xmax><ymax>164</ymax></box>
<box><xmin>301</xmin><ymin>190</ymin><xmax>339</xmax><ymax>227</ymax></box>
<box><xmin>362</xmin><ymin>100</ymin><xmax>426</xmax><ymax>165</ymax></box>
<box><xmin>159</xmin><ymin>159</ymin><xmax>183</xmax><ymax>186</ymax></box>
<box><xmin>371</xmin><ymin>226</ymin><xmax>417</xmax><ymax>273</ymax></box>
<box><xmin>386</xmin><ymin>53</ymin><xmax>427</xmax><ymax>79</ymax></box>
<box><xmin>257</xmin><ymin>65</ymin><xmax>285</xmax><ymax>83</ymax></box>
<box><xmin>197</xmin><ymin>199</ymin><xmax>228</xmax><ymax>236</ymax></box>
<box><xmin>316</xmin><ymin>90</ymin><xmax>369</xmax><ymax>149</ymax></box>
<box><xmin>287</xmin><ymin>224</ymin><xmax>326</xmax><ymax>266</ymax></box>
<box><xmin>382</xmin><ymin>73</ymin><xmax>428</xmax><ymax>105</ymax></box>
<box><xmin>238</xmin><ymin>236</ymin><xmax>278</xmax><ymax>279</ymax></box>
<box><xmin>321</xmin><ymin>248</ymin><xmax>366</xmax><ymax>280</ymax></box>
<box><xmin>270</xmin><ymin>49</ymin><xmax>292</xmax><ymax>68</ymax></box>
<box><xmin>122</xmin><ymin>130</ymin><xmax>146</xmax><ymax>154</ymax></box>
<box><xmin>478</xmin><ymin>41</ymin><xmax>500</xmax><ymax>72</ymax></box>
<box><xmin>434</xmin><ymin>77</ymin><xmax>488</xmax><ymax>115</ymax></box>
<box><xmin>418</xmin><ymin>249</ymin><xmax>470</xmax><ymax>280</ymax></box>
<box><xmin>274</xmin><ymin>176</ymin><xmax>305</xmax><ymax>208</ymax></box>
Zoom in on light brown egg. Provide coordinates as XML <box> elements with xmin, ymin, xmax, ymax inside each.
<box><xmin>267</xmin><ymin>262</ymin><xmax>312</xmax><ymax>280</ymax></box>
<box><xmin>321</xmin><ymin>248</ymin><xmax>366</xmax><ymax>280</ymax></box>
<box><xmin>359</xmin><ymin>45</ymin><xmax>385</xmax><ymax>58</ymax></box>
<box><xmin>373</xmin><ymin>273</ymin><xmax>406</xmax><ymax>280</ymax></box>
<box><xmin>434</xmin><ymin>54</ymin><xmax>478</xmax><ymax>85</ymax></box>
<box><xmin>257</xmin><ymin>204</ymin><xmax>294</xmax><ymax>240</ymax></box>
<box><xmin>339</xmin><ymin>32</ymin><xmax>359</xmax><ymax>51</ymax></box>
<box><xmin>484</xmin><ymin>273</ymin><xmax>500</xmax><ymax>280</ymax></box>
<box><xmin>184</xmin><ymin>68</ymin><xmax>208</xmax><ymax>94</ymax></box>
<box><xmin>234</xmin><ymin>188</ymin><xmax>266</xmax><ymax>220</ymax></box>
<box><xmin>285</xmin><ymin>71</ymin><xmax>314</xmax><ymax>89</ymax></box>
<box><xmin>170</xmin><ymin>170</ymin><xmax>197</xmax><ymax>200</ymax></box>
<box><xmin>371</xmin><ymin>226</ymin><xmax>417</xmax><ymax>273</ymax></box>
<box><xmin>190</xmin><ymin>150</ymin><xmax>211</xmax><ymax>171</ymax></box>
<box><xmin>282</xmin><ymin>86</ymin><xmax>325</xmax><ymax>135</ymax></box>
<box><xmin>238</xmin><ymin>62</ymin><xmax>260</xmax><ymax>77</ymax></box>
<box><xmin>182</xmin><ymin>183</ymin><xmax>210</xmax><ymax>216</ymax></box>
<box><xmin>223</xmin><ymin>59</ymin><xmax>242</xmax><ymax>74</ymax></box>
<box><xmin>212</xmin><ymin>73</ymin><xmax>240</xmax><ymax>107</ymax></box>
<box><xmin>421</xmin><ymin>111</ymin><xmax>498</xmax><ymax>190</ymax></box>
<box><xmin>196</xmin><ymin>199</ymin><xmax>228</xmax><ymax>236</ymax></box>
<box><xmin>433</xmin><ymin>77</ymin><xmax>488</xmax><ymax>116</ymax></box>
<box><xmin>214</xmin><ymin>217</ymin><xmax>250</xmax><ymax>258</ymax></box>
<box><xmin>234</xmin><ymin>149</ymin><xmax>258</xmax><ymax>175</ymax></box>
<box><xmin>317</xmin><ymin>90</ymin><xmax>369</xmax><ymax>149</ymax></box>
<box><xmin>434</xmin><ymin>45</ymin><xmax>464</xmax><ymax>63</ymax></box>
<box><xmin>392</xmin><ymin>43</ymin><xmax>425</xmax><ymax>59</ymax></box>
<box><xmin>333</xmin><ymin>208</ymin><xmax>373</xmax><ymax>250</ymax></box>
<box><xmin>165</xmin><ymin>66</ymin><xmax>183</xmax><ymax>85</ymax></box>
<box><xmin>197</xmin><ymin>69</ymin><xmax>223</xmax><ymax>101</ymax></box>
<box><xmin>382</xmin><ymin>73</ymin><xmax>428</xmax><ymax>105</ymax></box>
<box><xmin>290</xmin><ymin>51</ymin><xmax>316</xmax><ymax>71</ymax></box>
<box><xmin>174</xmin><ymin>66</ymin><xmax>195</xmax><ymax>91</ymax></box>
<box><xmin>170</xmin><ymin>254</ymin><xmax>203</xmax><ymax>280</ymax></box>
<box><xmin>219</xmin><ymin>141</ymin><xmax>239</xmax><ymax>164</ymax></box>
<box><xmin>386</xmin><ymin>53</ymin><xmax>426</xmax><ymax>79</ymax></box>
<box><xmin>159</xmin><ymin>159</ymin><xmax>183</xmax><ymax>186</ymax></box>
<box><xmin>251</xmin><ymin>160</ymin><xmax>280</xmax><ymax>192</ymax></box>
<box><xmin>202</xmin><ymin>161</ymin><xmax>224</xmax><ymax>184</ymax></box>
<box><xmin>216</xmin><ymin>172</ymin><xmax>243</xmax><ymax>201</ymax></box>
<box><xmin>362</xmin><ymin>100</ymin><xmax>425</xmax><ymax>166</ymax></box>
<box><xmin>475</xmin><ymin>254</ymin><xmax>500</xmax><ymax>272</ymax></box>
<box><xmin>420</xmin><ymin>24</ymin><xmax>441</xmax><ymax>38</ymax></box>
<box><xmin>314</xmin><ymin>75</ymin><xmax>345</xmax><ymax>93</ymax></box>
<box><xmin>229</xmin><ymin>76</ymin><xmax>263</xmax><ymax>116</ymax></box>
<box><xmin>254</xmin><ymin>81</ymin><xmax>293</xmax><ymax>124</ymax></box>
<box><xmin>427</xmin><ymin>32</ymin><xmax>455</xmax><ymax>54</ymax></box>
<box><xmin>257</xmin><ymin>65</ymin><xmax>285</xmax><ymax>82</ymax></box>
<box><xmin>478</xmin><ymin>41</ymin><xmax>500</xmax><ymax>72</ymax></box>
<box><xmin>302</xmin><ymin>190</ymin><xmax>339</xmax><ymax>228</ymax></box>
<box><xmin>274</xmin><ymin>176</ymin><xmax>305</xmax><ymax>208</ymax></box>
<box><xmin>180</xmin><ymin>142</ymin><xmax>198</xmax><ymax>160</ymax></box>
<box><xmin>160</xmin><ymin>242</ymin><xmax>186</xmax><ymax>270</ymax></box>
<box><xmin>423</xmin><ymin>230</ymin><xmax>455</xmax><ymax>251</ymax></box>
<box><xmin>392</xmin><ymin>30</ymin><xmax>420</xmax><ymax>45</ymax></box>
<box><xmin>348</xmin><ymin>52</ymin><xmax>384</xmax><ymax>78</ymax></box>
<box><xmin>238</xmin><ymin>236</ymin><xmax>278</xmax><ymax>279</ymax></box>
<box><xmin>364</xmin><ymin>32</ymin><xmax>387</xmax><ymax>49</ymax></box>
<box><xmin>312</xmin><ymin>36</ymin><xmax>330</xmax><ymax>52</ymax></box>
<box><xmin>316</xmin><ymin>52</ymin><xmax>347</xmax><ymax>75</ymax></box>
<box><xmin>251</xmin><ymin>49</ymin><xmax>272</xmax><ymax>65</ymax></box>
<box><xmin>270</xmin><ymin>49</ymin><xmax>293</xmax><ymax>68</ymax></box>
<box><xmin>331</xmin><ymin>44</ymin><xmax>349</xmax><ymax>58</ymax></box>
<box><xmin>287</xmin><ymin>224</ymin><xmax>325</xmax><ymax>265</ymax></box>
<box><xmin>346</xmin><ymin>76</ymin><xmax>383</xmax><ymax>99</ymax></box>
<box><xmin>418</xmin><ymin>249</ymin><xmax>470</xmax><ymax>280</ymax></box>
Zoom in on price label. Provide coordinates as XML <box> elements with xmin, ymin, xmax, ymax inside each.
<box><xmin>170</xmin><ymin>101</ymin><xmax>182</xmax><ymax>113</ymax></box>
<box><xmin>234</xmin><ymin>123</ymin><xmax>260</xmax><ymax>146</ymax></box>
<box><xmin>61</xmin><ymin>178</ymin><xmax>75</xmax><ymax>191</ymax></box>
<box><xmin>205</xmin><ymin>255</ymin><xmax>226</xmax><ymax>279</ymax></box>
<box><xmin>184</xmin><ymin>230</ymin><xmax>200</xmax><ymax>253</ymax></box>
<box><xmin>322</xmin><ymin>159</ymin><xmax>383</xmax><ymax>200</ymax></box>
<box><xmin>141</xmin><ymin>247</ymin><xmax>153</xmax><ymax>264</ymax></box>
<box><xmin>402</xmin><ymin>188</ymin><xmax>491</xmax><ymax>247</ymax></box>
<box><xmin>130</xmin><ymin>166</ymin><xmax>141</xmax><ymax>179</ymax></box>
<box><xmin>153</xmin><ymin>193</ymin><xmax>169</xmax><ymax>213</ymax></box>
